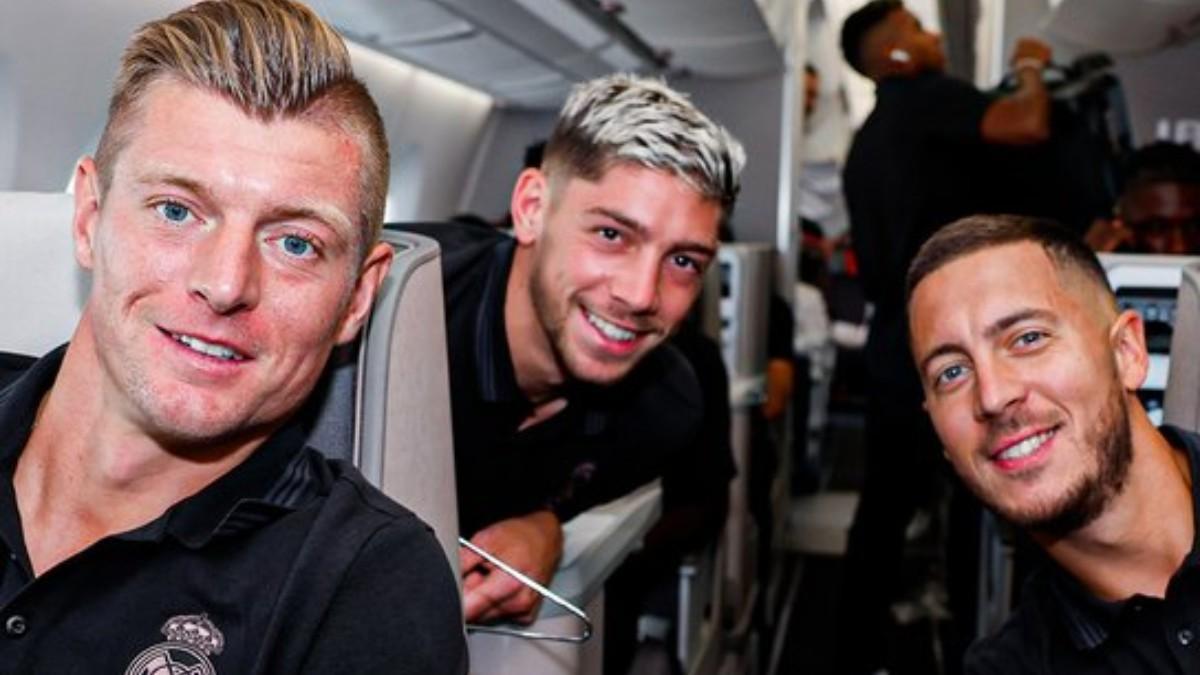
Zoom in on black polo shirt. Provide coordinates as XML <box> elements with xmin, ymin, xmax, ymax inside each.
<box><xmin>967</xmin><ymin>425</ymin><xmax>1200</xmax><ymax>674</ymax></box>
<box><xmin>0</xmin><ymin>347</ymin><xmax>467</xmax><ymax>674</ymax></box>
<box><xmin>391</xmin><ymin>222</ymin><xmax>705</xmax><ymax>536</ymax></box>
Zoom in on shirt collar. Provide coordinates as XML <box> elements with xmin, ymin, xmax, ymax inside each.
<box><xmin>0</xmin><ymin>345</ymin><xmax>66</xmax><ymax>472</ymax></box>
<box><xmin>472</xmin><ymin>236</ymin><xmax>528</xmax><ymax>407</ymax></box>
<box><xmin>0</xmin><ymin>344</ymin><xmax>330</xmax><ymax>551</ymax></box>
<box><xmin>149</xmin><ymin>420</ymin><xmax>330</xmax><ymax>548</ymax></box>
<box><xmin>1046</xmin><ymin>424</ymin><xmax>1200</xmax><ymax>651</ymax></box>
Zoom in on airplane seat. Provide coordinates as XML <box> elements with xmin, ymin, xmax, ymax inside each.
<box><xmin>1164</xmin><ymin>263</ymin><xmax>1200</xmax><ymax>432</ymax></box>
<box><xmin>0</xmin><ymin>191</ymin><xmax>461</xmax><ymax>573</ymax></box>
<box><xmin>1100</xmin><ymin>253</ymin><xmax>1200</xmax><ymax>426</ymax></box>
<box><xmin>318</xmin><ymin>229</ymin><xmax>461</xmax><ymax>569</ymax></box>
<box><xmin>0</xmin><ymin>191</ymin><xmax>88</xmax><ymax>356</ymax></box>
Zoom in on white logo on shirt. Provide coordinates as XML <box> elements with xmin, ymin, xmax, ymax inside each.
<box><xmin>124</xmin><ymin>614</ymin><xmax>224</xmax><ymax>675</ymax></box>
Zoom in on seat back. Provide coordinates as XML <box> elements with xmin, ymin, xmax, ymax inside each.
<box><xmin>0</xmin><ymin>192</ymin><xmax>460</xmax><ymax>571</ymax></box>
<box><xmin>354</xmin><ymin>230</ymin><xmax>459</xmax><ymax>568</ymax></box>
<box><xmin>0</xmin><ymin>192</ymin><xmax>88</xmax><ymax>355</ymax></box>
<box><xmin>1164</xmin><ymin>263</ymin><xmax>1200</xmax><ymax>432</ymax></box>
<box><xmin>1099</xmin><ymin>252</ymin><xmax>1200</xmax><ymax>426</ymax></box>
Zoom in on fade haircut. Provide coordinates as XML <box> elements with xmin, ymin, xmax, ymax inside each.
<box><xmin>841</xmin><ymin>0</ymin><xmax>902</xmax><ymax>77</ymax></box>
<box><xmin>906</xmin><ymin>214</ymin><xmax>1114</xmax><ymax>304</ymax></box>
<box><xmin>93</xmin><ymin>0</ymin><xmax>390</xmax><ymax>250</ymax></box>
<box><xmin>542</xmin><ymin>73</ymin><xmax>745</xmax><ymax>216</ymax></box>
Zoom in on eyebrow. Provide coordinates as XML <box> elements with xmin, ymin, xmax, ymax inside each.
<box><xmin>136</xmin><ymin>172</ymin><xmax>214</xmax><ymax>204</ymax></box>
<box><xmin>587</xmin><ymin>206</ymin><xmax>718</xmax><ymax>258</ymax></box>
<box><xmin>982</xmin><ymin>308</ymin><xmax>1057</xmax><ymax>340</ymax></box>
<box><xmin>263</xmin><ymin>204</ymin><xmax>355</xmax><ymax>242</ymax></box>
<box><xmin>918</xmin><ymin>307</ymin><xmax>1057</xmax><ymax>373</ymax></box>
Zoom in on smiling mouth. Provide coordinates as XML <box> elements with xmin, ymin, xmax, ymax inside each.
<box><xmin>993</xmin><ymin>427</ymin><xmax>1058</xmax><ymax>463</ymax></box>
<box><xmin>585</xmin><ymin>310</ymin><xmax>639</xmax><ymax>343</ymax></box>
<box><xmin>167</xmin><ymin>331</ymin><xmax>247</xmax><ymax>362</ymax></box>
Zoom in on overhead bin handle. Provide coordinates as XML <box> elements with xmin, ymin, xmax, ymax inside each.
<box><xmin>458</xmin><ymin>537</ymin><xmax>594</xmax><ymax>643</ymax></box>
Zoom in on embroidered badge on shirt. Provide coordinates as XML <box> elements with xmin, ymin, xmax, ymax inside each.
<box><xmin>124</xmin><ymin>614</ymin><xmax>225</xmax><ymax>675</ymax></box>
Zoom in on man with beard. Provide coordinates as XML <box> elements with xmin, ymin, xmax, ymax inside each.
<box><xmin>907</xmin><ymin>214</ymin><xmax>1198</xmax><ymax>674</ymax></box>
<box><xmin>395</xmin><ymin>74</ymin><xmax>743</xmax><ymax>624</ymax></box>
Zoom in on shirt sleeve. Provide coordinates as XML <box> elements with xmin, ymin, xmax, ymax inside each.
<box><xmin>299</xmin><ymin>521</ymin><xmax>469</xmax><ymax>674</ymax></box>
<box><xmin>767</xmin><ymin>294</ymin><xmax>795</xmax><ymax>361</ymax></box>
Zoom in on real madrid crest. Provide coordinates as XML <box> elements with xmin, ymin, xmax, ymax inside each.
<box><xmin>124</xmin><ymin>614</ymin><xmax>225</xmax><ymax>675</ymax></box>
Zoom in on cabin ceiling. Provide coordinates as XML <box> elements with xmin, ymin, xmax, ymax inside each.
<box><xmin>306</xmin><ymin>0</ymin><xmax>782</xmax><ymax>109</ymax></box>
<box><xmin>1045</xmin><ymin>0</ymin><xmax>1200</xmax><ymax>55</ymax></box>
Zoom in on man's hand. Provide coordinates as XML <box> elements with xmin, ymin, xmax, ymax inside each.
<box><xmin>459</xmin><ymin>510</ymin><xmax>564</xmax><ymax>624</ymax></box>
<box><xmin>983</xmin><ymin>37</ymin><xmax>1053</xmax><ymax>144</ymax></box>
<box><xmin>1011</xmin><ymin>37</ymin><xmax>1052</xmax><ymax>71</ymax></box>
<box><xmin>1084</xmin><ymin>217</ymin><xmax>1133</xmax><ymax>253</ymax></box>
<box><xmin>761</xmin><ymin>358</ymin><xmax>795</xmax><ymax>421</ymax></box>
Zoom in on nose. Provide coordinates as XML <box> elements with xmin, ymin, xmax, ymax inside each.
<box><xmin>188</xmin><ymin>222</ymin><xmax>261</xmax><ymax>315</ymax></box>
<box><xmin>610</xmin><ymin>252</ymin><xmax>661</xmax><ymax>314</ymax></box>
<box><xmin>973</xmin><ymin>357</ymin><xmax>1025</xmax><ymax>420</ymax></box>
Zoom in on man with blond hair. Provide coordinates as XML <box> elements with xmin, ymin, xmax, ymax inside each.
<box><xmin>0</xmin><ymin>1</ymin><xmax>465</xmax><ymax>672</ymax></box>
<box><xmin>399</xmin><ymin>74</ymin><xmax>744</xmax><ymax>625</ymax></box>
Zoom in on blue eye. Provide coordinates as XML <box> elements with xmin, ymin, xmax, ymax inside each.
<box><xmin>1014</xmin><ymin>330</ymin><xmax>1046</xmax><ymax>349</ymax></box>
<box><xmin>280</xmin><ymin>234</ymin><xmax>315</xmax><ymax>258</ymax></box>
<box><xmin>935</xmin><ymin>363</ymin><xmax>966</xmax><ymax>388</ymax></box>
<box><xmin>155</xmin><ymin>201</ymin><xmax>193</xmax><ymax>224</ymax></box>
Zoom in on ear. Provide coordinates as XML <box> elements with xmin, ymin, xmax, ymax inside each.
<box><xmin>510</xmin><ymin>167</ymin><xmax>550</xmax><ymax>246</ymax></box>
<box><xmin>1109</xmin><ymin>308</ymin><xmax>1149</xmax><ymax>391</ymax></box>
<box><xmin>882</xmin><ymin>45</ymin><xmax>917</xmax><ymax>76</ymax></box>
<box><xmin>334</xmin><ymin>241</ymin><xmax>394</xmax><ymax>345</ymax></box>
<box><xmin>72</xmin><ymin>156</ymin><xmax>102</xmax><ymax>270</ymax></box>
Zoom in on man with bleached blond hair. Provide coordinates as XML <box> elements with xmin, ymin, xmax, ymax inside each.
<box><xmin>399</xmin><ymin>73</ymin><xmax>744</xmax><ymax>626</ymax></box>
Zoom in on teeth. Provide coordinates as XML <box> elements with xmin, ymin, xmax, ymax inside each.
<box><xmin>172</xmin><ymin>333</ymin><xmax>244</xmax><ymax>361</ymax></box>
<box><xmin>998</xmin><ymin>429</ymin><xmax>1055</xmax><ymax>462</ymax></box>
<box><xmin>586</xmin><ymin>311</ymin><xmax>636</xmax><ymax>342</ymax></box>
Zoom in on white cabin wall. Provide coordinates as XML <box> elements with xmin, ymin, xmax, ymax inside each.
<box><xmin>347</xmin><ymin>43</ymin><xmax>494</xmax><ymax>222</ymax></box>
<box><xmin>459</xmin><ymin>108</ymin><xmax>558</xmax><ymax>223</ymax></box>
<box><xmin>0</xmin><ymin>58</ymin><xmax>18</xmax><ymax>190</ymax></box>
<box><xmin>681</xmin><ymin>73</ymin><xmax>787</xmax><ymax>246</ymax></box>
<box><xmin>1112</xmin><ymin>39</ymin><xmax>1200</xmax><ymax>148</ymax></box>
<box><xmin>0</xmin><ymin>0</ymin><xmax>192</xmax><ymax>191</ymax></box>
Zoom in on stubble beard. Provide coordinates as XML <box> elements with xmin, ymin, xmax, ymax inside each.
<box><xmin>1002</xmin><ymin>385</ymin><xmax>1134</xmax><ymax>538</ymax></box>
<box><xmin>528</xmin><ymin>254</ymin><xmax>575</xmax><ymax>381</ymax></box>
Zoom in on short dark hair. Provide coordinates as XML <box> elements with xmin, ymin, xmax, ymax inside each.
<box><xmin>906</xmin><ymin>214</ymin><xmax>1112</xmax><ymax>301</ymax></box>
<box><xmin>1123</xmin><ymin>141</ymin><xmax>1200</xmax><ymax>194</ymax></box>
<box><xmin>841</xmin><ymin>0</ymin><xmax>902</xmax><ymax>76</ymax></box>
